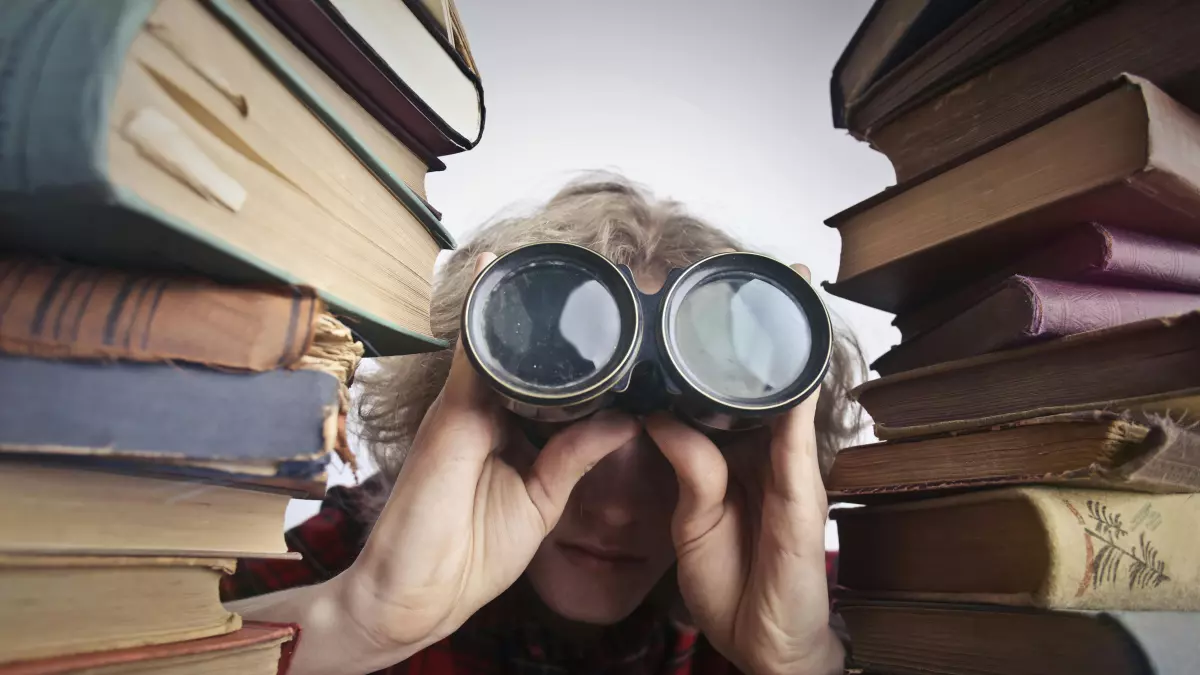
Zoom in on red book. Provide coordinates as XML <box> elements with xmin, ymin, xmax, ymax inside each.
<box><xmin>0</xmin><ymin>622</ymin><xmax>297</xmax><ymax>675</ymax></box>
<box><xmin>873</xmin><ymin>277</ymin><xmax>1200</xmax><ymax>375</ymax></box>
<box><xmin>894</xmin><ymin>223</ymin><xmax>1200</xmax><ymax>342</ymax></box>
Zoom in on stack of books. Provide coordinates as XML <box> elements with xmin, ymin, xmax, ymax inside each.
<box><xmin>826</xmin><ymin>2</ymin><xmax>1200</xmax><ymax>673</ymax></box>
<box><xmin>0</xmin><ymin>0</ymin><xmax>483</xmax><ymax>672</ymax></box>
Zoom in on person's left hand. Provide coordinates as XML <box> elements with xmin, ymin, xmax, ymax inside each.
<box><xmin>644</xmin><ymin>263</ymin><xmax>844</xmax><ymax>675</ymax></box>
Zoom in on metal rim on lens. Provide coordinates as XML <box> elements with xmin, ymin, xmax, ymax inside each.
<box><xmin>658</xmin><ymin>251</ymin><xmax>833</xmax><ymax>413</ymax></box>
<box><xmin>460</xmin><ymin>242</ymin><xmax>642</xmax><ymax>405</ymax></box>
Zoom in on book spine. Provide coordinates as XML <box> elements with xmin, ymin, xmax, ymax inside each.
<box><xmin>0</xmin><ymin>258</ymin><xmax>321</xmax><ymax>370</ymax></box>
<box><xmin>1085</xmin><ymin>225</ymin><xmax>1200</xmax><ymax>291</ymax></box>
<box><xmin>1035</xmin><ymin>489</ymin><xmax>1200</xmax><ymax>610</ymax></box>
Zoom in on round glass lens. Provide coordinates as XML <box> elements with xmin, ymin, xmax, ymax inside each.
<box><xmin>480</xmin><ymin>262</ymin><xmax>623</xmax><ymax>389</ymax></box>
<box><xmin>672</xmin><ymin>275</ymin><xmax>813</xmax><ymax>401</ymax></box>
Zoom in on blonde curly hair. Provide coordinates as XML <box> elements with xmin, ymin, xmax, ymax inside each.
<box><xmin>356</xmin><ymin>173</ymin><xmax>866</xmax><ymax>488</ymax></box>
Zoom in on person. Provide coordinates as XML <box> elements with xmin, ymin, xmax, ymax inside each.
<box><xmin>222</xmin><ymin>174</ymin><xmax>866</xmax><ymax>675</ymax></box>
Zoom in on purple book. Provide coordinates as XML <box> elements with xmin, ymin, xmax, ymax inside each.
<box><xmin>873</xmin><ymin>276</ymin><xmax>1200</xmax><ymax>376</ymax></box>
<box><xmin>894</xmin><ymin>223</ymin><xmax>1200</xmax><ymax>342</ymax></box>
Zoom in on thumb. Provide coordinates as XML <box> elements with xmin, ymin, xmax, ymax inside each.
<box><xmin>523</xmin><ymin>411</ymin><xmax>640</xmax><ymax>534</ymax></box>
<box><xmin>644</xmin><ymin>413</ymin><xmax>728</xmax><ymax>547</ymax></box>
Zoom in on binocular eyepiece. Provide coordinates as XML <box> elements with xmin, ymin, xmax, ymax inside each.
<box><xmin>460</xmin><ymin>243</ymin><xmax>832</xmax><ymax>432</ymax></box>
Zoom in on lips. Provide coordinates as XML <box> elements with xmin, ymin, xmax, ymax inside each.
<box><xmin>557</xmin><ymin>541</ymin><xmax>647</xmax><ymax>569</ymax></box>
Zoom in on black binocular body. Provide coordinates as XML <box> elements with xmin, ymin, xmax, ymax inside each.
<box><xmin>460</xmin><ymin>243</ymin><xmax>832</xmax><ymax>432</ymax></box>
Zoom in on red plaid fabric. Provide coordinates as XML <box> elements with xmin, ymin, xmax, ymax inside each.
<box><xmin>222</xmin><ymin>476</ymin><xmax>840</xmax><ymax>675</ymax></box>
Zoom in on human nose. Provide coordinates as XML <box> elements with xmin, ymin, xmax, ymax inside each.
<box><xmin>575</xmin><ymin>439</ymin><xmax>644</xmax><ymax>528</ymax></box>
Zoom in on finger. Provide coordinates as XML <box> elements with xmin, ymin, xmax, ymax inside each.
<box><xmin>523</xmin><ymin>411</ymin><xmax>641</xmax><ymax>534</ymax></box>
<box><xmin>768</xmin><ymin>384</ymin><xmax>826</xmax><ymax>504</ymax></box>
<box><xmin>441</xmin><ymin>252</ymin><xmax>499</xmax><ymax>409</ymax></box>
<box><xmin>644</xmin><ymin>412</ymin><xmax>728</xmax><ymax>547</ymax></box>
<box><xmin>791</xmin><ymin>262</ymin><xmax>812</xmax><ymax>282</ymax></box>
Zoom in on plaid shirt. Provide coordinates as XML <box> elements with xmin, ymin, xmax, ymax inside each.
<box><xmin>222</xmin><ymin>476</ymin><xmax>840</xmax><ymax>675</ymax></box>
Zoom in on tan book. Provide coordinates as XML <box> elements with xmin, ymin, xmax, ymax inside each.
<box><xmin>0</xmin><ymin>622</ymin><xmax>293</xmax><ymax>675</ymax></box>
<box><xmin>825</xmin><ymin>75</ymin><xmax>1200</xmax><ymax>314</ymax></box>
<box><xmin>0</xmin><ymin>555</ymin><xmax>238</xmax><ymax>663</ymax></box>
<box><xmin>835</xmin><ymin>486</ymin><xmax>1200</xmax><ymax>610</ymax></box>
<box><xmin>0</xmin><ymin>462</ymin><xmax>298</xmax><ymax>559</ymax></box>
<box><xmin>828</xmin><ymin>411</ymin><xmax>1200</xmax><ymax>501</ymax></box>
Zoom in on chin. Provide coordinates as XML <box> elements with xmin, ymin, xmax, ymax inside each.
<box><xmin>526</xmin><ymin>542</ymin><xmax>667</xmax><ymax>625</ymax></box>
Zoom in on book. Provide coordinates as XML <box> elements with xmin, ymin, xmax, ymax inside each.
<box><xmin>838</xmin><ymin>0</ymin><xmax>1113</xmax><ymax>141</ymax></box>
<box><xmin>0</xmin><ymin>621</ymin><xmax>296</xmax><ymax>675</ymax></box>
<box><xmin>854</xmin><ymin>0</ymin><xmax>1200</xmax><ymax>182</ymax></box>
<box><xmin>0</xmin><ymin>258</ymin><xmax>322</xmax><ymax>372</ymax></box>
<box><xmin>872</xmin><ymin>277</ymin><xmax>1200</xmax><ymax>375</ymax></box>
<box><xmin>830</xmin><ymin>0</ymin><xmax>981</xmax><ymax>125</ymax></box>
<box><xmin>251</xmin><ymin>0</ymin><xmax>484</xmax><ymax>158</ymax></box>
<box><xmin>838</xmin><ymin>600</ymin><xmax>1200</xmax><ymax>675</ymax></box>
<box><xmin>218</xmin><ymin>0</ymin><xmax>443</xmax><ymax>187</ymax></box>
<box><xmin>0</xmin><ymin>355</ymin><xmax>340</xmax><ymax>471</ymax></box>
<box><xmin>827</xmin><ymin>412</ymin><xmax>1200</xmax><ymax>500</ymax></box>
<box><xmin>834</xmin><ymin>486</ymin><xmax>1200</xmax><ymax>610</ymax></box>
<box><xmin>894</xmin><ymin>222</ymin><xmax>1200</xmax><ymax>342</ymax></box>
<box><xmin>0</xmin><ymin>0</ymin><xmax>454</xmax><ymax>356</ymax></box>
<box><xmin>826</xmin><ymin>75</ymin><xmax>1200</xmax><ymax>314</ymax></box>
<box><xmin>0</xmin><ymin>555</ymin><xmax>238</xmax><ymax>663</ymax></box>
<box><xmin>0</xmin><ymin>460</ymin><xmax>305</xmax><ymax>557</ymax></box>
<box><xmin>852</xmin><ymin>313</ymin><xmax>1200</xmax><ymax>437</ymax></box>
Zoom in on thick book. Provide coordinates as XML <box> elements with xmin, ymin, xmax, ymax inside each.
<box><xmin>838</xmin><ymin>0</ymin><xmax>1113</xmax><ymax>137</ymax></box>
<box><xmin>872</xmin><ymin>277</ymin><xmax>1200</xmax><ymax>375</ymax></box>
<box><xmin>894</xmin><ymin>222</ymin><xmax>1200</xmax><ymax>342</ymax></box>
<box><xmin>0</xmin><ymin>622</ymin><xmax>295</xmax><ymax>675</ymax></box>
<box><xmin>251</xmin><ymin>0</ymin><xmax>484</xmax><ymax>158</ymax></box>
<box><xmin>852</xmin><ymin>313</ymin><xmax>1200</xmax><ymax>438</ymax></box>
<box><xmin>0</xmin><ymin>0</ymin><xmax>453</xmax><ymax>356</ymax></box>
<box><xmin>853</xmin><ymin>0</ymin><xmax>1200</xmax><ymax>182</ymax></box>
<box><xmin>827</xmin><ymin>75</ymin><xmax>1200</xmax><ymax>314</ymax></box>
<box><xmin>834</xmin><ymin>487</ymin><xmax>1200</xmax><ymax>610</ymax></box>
<box><xmin>828</xmin><ymin>412</ymin><xmax>1200</xmax><ymax>501</ymax></box>
<box><xmin>829</xmin><ymin>0</ymin><xmax>981</xmax><ymax>126</ymax></box>
<box><xmin>839</xmin><ymin>600</ymin><xmax>1200</xmax><ymax>675</ymax></box>
<box><xmin>0</xmin><ymin>355</ymin><xmax>339</xmax><ymax>474</ymax></box>
<box><xmin>0</xmin><ymin>555</ymin><xmax>238</xmax><ymax>663</ymax></box>
<box><xmin>0</xmin><ymin>257</ymin><xmax>321</xmax><ymax>371</ymax></box>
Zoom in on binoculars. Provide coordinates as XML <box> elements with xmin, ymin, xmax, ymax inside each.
<box><xmin>460</xmin><ymin>243</ymin><xmax>831</xmax><ymax>432</ymax></box>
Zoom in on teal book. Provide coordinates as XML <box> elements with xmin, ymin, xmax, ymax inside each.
<box><xmin>0</xmin><ymin>0</ymin><xmax>455</xmax><ymax>355</ymax></box>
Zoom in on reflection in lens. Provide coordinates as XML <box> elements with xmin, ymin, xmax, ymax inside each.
<box><xmin>482</xmin><ymin>263</ymin><xmax>622</xmax><ymax>389</ymax></box>
<box><xmin>672</xmin><ymin>276</ymin><xmax>812</xmax><ymax>401</ymax></box>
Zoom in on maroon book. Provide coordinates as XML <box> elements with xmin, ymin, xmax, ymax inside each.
<box><xmin>251</xmin><ymin>0</ymin><xmax>484</xmax><ymax>165</ymax></box>
<box><xmin>874</xmin><ymin>277</ymin><xmax>1200</xmax><ymax>375</ymax></box>
<box><xmin>895</xmin><ymin>223</ymin><xmax>1200</xmax><ymax>342</ymax></box>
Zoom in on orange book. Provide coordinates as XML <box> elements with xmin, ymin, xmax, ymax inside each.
<box><xmin>0</xmin><ymin>258</ymin><xmax>321</xmax><ymax>371</ymax></box>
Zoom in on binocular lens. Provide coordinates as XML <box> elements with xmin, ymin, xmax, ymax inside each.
<box><xmin>462</xmin><ymin>243</ymin><xmax>831</xmax><ymax>431</ymax></box>
<box><xmin>669</xmin><ymin>274</ymin><xmax>812</xmax><ymax>403</ymax></box>
<box><xmin>467</xmin><ymin>249</ymin><xmax>640</xmax><ymax>401</ymax></box>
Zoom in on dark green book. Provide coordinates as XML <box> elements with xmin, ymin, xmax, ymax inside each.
<box><xmin>0</xmin><ymin>0</ymin><xmax>454</xmax><ymax>355</ymax></box>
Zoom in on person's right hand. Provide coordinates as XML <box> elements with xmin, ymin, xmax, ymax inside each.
<box><xmin>336</xmin><ymin>252</ymin><xmax>641</xmax><ymax>663</ymax></box>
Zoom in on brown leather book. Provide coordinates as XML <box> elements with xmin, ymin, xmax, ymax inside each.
<box><xmin>0</xmin><ymin>258</ymin><xmax>321</xmax><ymax>371</ymax></box>
<box><xmin>834</xmin><ymin>487</ymin><xmax>1200</xmax><ymax>610</ymax></box>
<box><xmin>852</xmin><ymin>312</ymin><xmax>1200</xmax><ymax>438</ymax></box>
<box><xmin>0</xmin><ymin>621</ymin><xmax>295</xmax><ymax>675</ymax></box>
<box><xmin>826</xmin><ymin>75</ymin><xmax>1200</xmax><ymax>314</ymax></box>
<box><xmin>894</xmin><ymin>223</ymin><xmax>1200</xmax><ymax>342</ymax></box>
<box><xmin>838</xmin><ymin>601</ymin><xmax>1200</xmax><ymax>675</ymax></box>
<box><xmin>872</xmin><ymin>277</ymin><xmax>1200</xmax><ymax>375</ymax></box>
<box><xmin>854</xmin><ymin>0</ymin><xmax>1200</xmax><ymax>182</ymax></box>
<box><xmin>828</xmin><ymin>411</ymin><xmax>1200</xmax><ymax>501</ymax></box>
